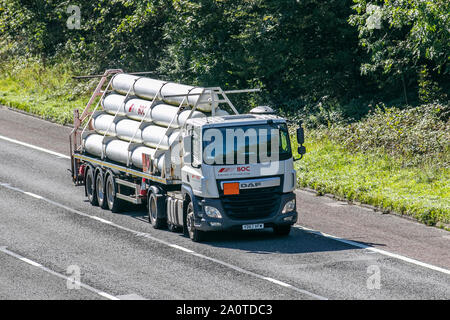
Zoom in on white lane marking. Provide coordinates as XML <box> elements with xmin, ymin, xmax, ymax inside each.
<box><xmin>169</xmin><ymin>244</ymin><xmax>195</xmax><ymax>253</ymax></box>
<box><xmin>24</xmin><ymin>192</ymin><xmax>43</xmax><ymax>200</ymax></box>
<box><xmin>20</xmin><ymin>257</ymin><xmax>42</xmax><ymax>267</ymax></box>
<box><xmin>98</xmin><ymin>292</ymin><xmax>120</xmax><ymax>300</ymax></box>
<box><xmin>0</xmin><ymin>134</ymin><xmax>70</xmax><ymax>159</ymax></box>
<box><xmin>0</xmin><ymin>182</ymin><xmax>327</xmax><ymax>300</ymax></box>
<box><xmin>185</xmin><ymin>251</ymin><xmax>325</xmax><ymax>299</ymax></box>
<box><xmin>0</xmin><ymin>246</ymin><xmax>119</xmax><ymax>300</ymax></box>
<box><xmin>91</xmin><ymin>216</ymin><xmax>113</xmax><ymax>224</ymax></box>
<box><xmin>263</xmin><ymin>277</ymin><xmax>292</xmax><ymax>288</ymax></box>
<box><xmin>294</xmin><ymin>225</ymin><xmax>450</xmax><ymax>276</ymax></box>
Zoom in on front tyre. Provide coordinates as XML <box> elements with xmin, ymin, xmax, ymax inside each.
<box><xmin>185</xmin><ymin>202</ymin><xmax>204</xmax><ymax>242</ymax></box>
<box><xmin>148</xmin><ymin>191</ymin><xmax>166</xmax><ymax>229</ymax></box>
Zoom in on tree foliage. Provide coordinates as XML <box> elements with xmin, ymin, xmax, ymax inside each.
<box><xmin>349</xmin><ymin>0</ymin><xmax>449</xmax><ymax>103</ymax></box>
<box><xmin>0</xmin><ymin>0</ymin><xmax>448</xmax><ymax>120</ymax></box>
<box><xmin>159</xmin><ymin>0</ymin><xmax>364</xmax><ymax>114</ymax></box>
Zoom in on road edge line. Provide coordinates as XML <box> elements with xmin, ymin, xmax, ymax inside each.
<box><xmin>294</xmin><ymin>224</ymin><xmax>450</xmax><ymax>276</ymax></box>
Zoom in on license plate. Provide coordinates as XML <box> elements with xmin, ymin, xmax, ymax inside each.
<box><xmin>242</xmin><ymin>223</ymin><xmax>264</xmax><ymax>230</ymax></box>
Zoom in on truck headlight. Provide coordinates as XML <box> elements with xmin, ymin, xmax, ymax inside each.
<box><xmin>282</xmin><ymin>199</ymin><xmax>296</xmax><ymax>214</ymax></box>
<box><xmin>204</xmin><ymin>206</ymin><xmax>222</xmax><ymax>218</ymax></box>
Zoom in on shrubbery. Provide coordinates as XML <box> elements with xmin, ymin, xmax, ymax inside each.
<box><xmin>323</xmin><ymin>103</ymin><xmax>450</xmax><ymax>167</ymax></box>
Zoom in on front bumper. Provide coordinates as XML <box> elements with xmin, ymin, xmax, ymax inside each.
<box><xmin>194</xmin><ymin>192</ymin><xmax>297</xmax><ymax>232</ymax></box>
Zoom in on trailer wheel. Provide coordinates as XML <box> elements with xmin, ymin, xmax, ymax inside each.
<box><xmin>85</xmin><ymin>166</ymin><xmax>98</xmax><ymax>206</ymax></box>
<box><xmin>273</xmin><ymin>225</ymin><xmax>291</xmax><ymax>236</ymax></box>
<box><xmin>185</xmin><ymin>202</ymin><xmax>204</xmax><ymax>242</ymax></box>
<box><xmin>105</xmin><ymin>172</ymin><xmax>122</xmax><ymax>213</ymax></box>
<box><xmin>148</xmin><ymin>191</ymin><xmax>166</xmax><ymax>229</ymax></box>
<box><xmin>95</xmin><ymin>169</ymin><xmax>107</xmax><ymax>209</ymax></box>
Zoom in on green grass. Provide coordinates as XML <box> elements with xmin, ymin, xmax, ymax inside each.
<box><xmin>293</xmin><ymin>135</ymin><xmax>450</xmax><ymax>227</ymax></box>
<box><xmin>0</xmin><ymin>59</ymin><xmax>91</xmax><ymax>125</ymax></box>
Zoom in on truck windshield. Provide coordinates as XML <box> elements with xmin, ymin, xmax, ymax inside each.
<box><xmin>202</xmin><ymin>123</ymin><xmax>292</xmax><ymax>165</ymax></box>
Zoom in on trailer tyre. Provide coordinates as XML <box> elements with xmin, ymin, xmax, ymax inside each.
<box><xmin>148</xmin><ymin>192</ymin><xmax>166</xmax><ymax>229</ymax></box>
<box><xmin>85</xmin><ymin>166</ymin><xmax>98</xmax><ymax>206</ymax></box>
<box><xmin>185</xmin><ymin>202</ymin><xmax>204</xmax><ymax>242</ymax></box>
<box><xmin>95</xmin><ymin>169</ymin><xmax>107</xmax><ymax>209</ymax></box>
<box><xmin>105</xmin><ymin>172</ymin><xmax>123</xmax><ymax>213</ymax></box>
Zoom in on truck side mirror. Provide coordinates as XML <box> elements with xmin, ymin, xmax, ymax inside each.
<box><xmin>297</xmin><ymin>145</ymin><xmax>306</xmax><ymax>155</ymax></box>
<box><xmin>295</xmin><ymin>122</ymin><xmax>306</xmax><ymax>161</ymax></box>
<box><xmin>296</xmin><ymin>126</ymin><xmax>304</xmax><ymax>145</ymax></box>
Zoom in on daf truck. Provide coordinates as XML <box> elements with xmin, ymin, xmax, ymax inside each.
<box><xmin>69</xmin><ymin>69</ymin><xmax>306</xmax><ymax>242</ymax></box>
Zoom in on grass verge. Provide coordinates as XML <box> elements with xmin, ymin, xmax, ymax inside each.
<box><xmin>293</xmin><ymin>134</ymin><xmax>449</xmax><ymax>228</ymax></box>
<box><xmin>0</xmin><ymin>58</ymin><xmax>92</xmax><ymax>125</ymax></box>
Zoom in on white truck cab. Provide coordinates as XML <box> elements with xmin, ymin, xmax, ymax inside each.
<box><xmin>175</xmin><ymin>113</ymin><xmax>299</xmax><ymax>240</ymax></box>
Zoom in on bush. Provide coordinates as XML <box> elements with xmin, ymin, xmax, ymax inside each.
<box><xmin>325</xmin><ymin>103</ymin><xmax>450</xmax><ymax>167</ymax></box>
<box><xmin>294</xmin><ymin>135</ymin><xmax>450</xmax><ymax>226</ymax></box>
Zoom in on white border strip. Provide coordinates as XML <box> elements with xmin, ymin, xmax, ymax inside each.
<box><xmin>0</xmin><ymin>246</ymin><xmax>119</xmax><ymax>300</ymax></box>
<box><xmin>0</xmin><ymin>134</ymin><xmax>70</xmax><ymax>159</ymax></box>
<box><xmin>295</xmin><ymin>225</ymin><xmax>450</xmax><ymax>276</ymax></box>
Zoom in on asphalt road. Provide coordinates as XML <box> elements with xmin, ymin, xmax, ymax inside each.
<box><xmin>0</xmin><ymin>106</ymin><xmax>449</xmax><ymax>300</ymax></box>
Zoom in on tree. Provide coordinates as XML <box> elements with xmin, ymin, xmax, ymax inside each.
<box><xmin>349</xmin><ymin>0</ymin><xmax>450</xmax><ymax>104</ymax></box>
<box><xmin>158</xmin><ymin>0</ymin><xmax>365</xmax><ymax>115</ymax></box>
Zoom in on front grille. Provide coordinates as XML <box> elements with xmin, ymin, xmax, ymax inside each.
<box><xmin>218</xmin><ymin>179</ymin><xmax>282</xmax><ymax>220</ymax></box>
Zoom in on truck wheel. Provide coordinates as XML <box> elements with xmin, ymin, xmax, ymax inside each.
<box><xmin>95</xmin><ymin>170</ymin><xmax>107</xmax><ymax>209</ymax></box>
<box><xmin>105</xmin><ymin>173</ymin><xmax>122</xmax><ymax>213</ymax></box>
<box><xmin>185</xmin><ymin>202</ymin><xmax>204</xmax><ymax>242</ymax></box>
<box><xmin>85</xmin><ymin>166</ymin><xmax>98</xmax><ymax>206</ymax></box>
<box><xmin>273</xmin><ymin>225</ymin><xmax>291</xmax><ymax>236</ymax></box>
<box><xmin>148</xmin><ymin>192</ymin><xmax>166</xmax><ymax>229</ymax></box>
